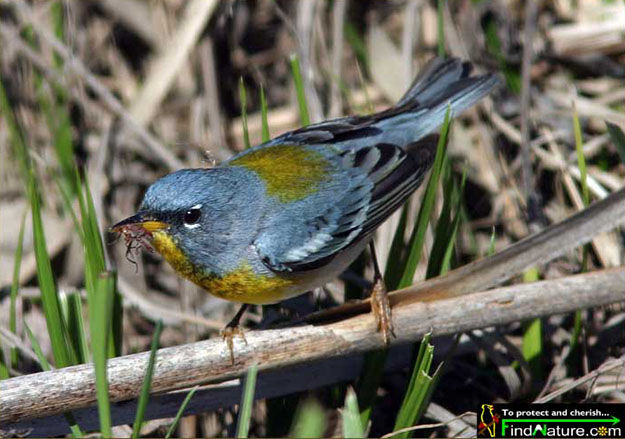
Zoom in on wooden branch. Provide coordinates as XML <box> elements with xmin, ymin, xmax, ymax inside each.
<box><xmin>3</xmin><ymin>347</ymin><xmax>421</xmax><ymax>437</ymax></box>
<box><xmin>1</xmin><ymin>268</ymin><xmax>623</xmax><ymax>426</ymax></box>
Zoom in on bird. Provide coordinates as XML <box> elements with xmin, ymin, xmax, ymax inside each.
<box><xmin>112</xmin><ymin>57</ymin><xmax>498</xmax><ymax>362</ymax></box>
<box><xmin>480</xmin><ymin>403</ymin><xmax>497</xmax><ymax>437</ymax></box>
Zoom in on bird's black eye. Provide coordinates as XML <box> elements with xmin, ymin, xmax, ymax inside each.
<box><xmin>183</xmin><ymin>208</ymin><xmax>201</xmax><ymax>226</ymax></box>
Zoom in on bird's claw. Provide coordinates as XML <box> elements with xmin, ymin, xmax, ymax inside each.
<box><xmin>370</xmin><ymin>278</ymin><xmax>395</xmax><ymax>345</ymax></box>
<box><xmin>221</xmin><ymin>325</ymin><xmax>247</xmax><ymax>364</ymax></box>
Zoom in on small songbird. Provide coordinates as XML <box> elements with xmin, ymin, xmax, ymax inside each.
<box><xmin>112</xmin><ymin>57</ymin><xmax>498</xmax><ymax>361</ymax></box>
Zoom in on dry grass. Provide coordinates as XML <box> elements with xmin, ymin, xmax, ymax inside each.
<box><xmin>0</xmin><ymin>0</ymin><xmax>623</xmax><ymax>437</ymax></box>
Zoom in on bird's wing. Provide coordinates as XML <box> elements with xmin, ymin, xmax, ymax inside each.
<box><xmin>230</xmin><ymin>56</ymin><xmax>496</xmax><ymax>272</ymax></box>
<box><xmin>251</xmin><ymin>136</ymin><xmax>437</xmax><ymax>272</ymax></box>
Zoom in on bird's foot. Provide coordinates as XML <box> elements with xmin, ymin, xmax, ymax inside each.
<box><xmin>221</xmin><ymin>324</ymin><xmax>247</xmax><ymax>364</ymax></box>
<box><xmin>370</xmin><ymin>278</ymin><xmax>395</xmax><ymax>346</ymax></box>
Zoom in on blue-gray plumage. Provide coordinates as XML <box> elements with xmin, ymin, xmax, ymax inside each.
<box><xmin>114</xmin><ymin>57</ymin><xmax>499</xmax><ymax>310</ymax></box>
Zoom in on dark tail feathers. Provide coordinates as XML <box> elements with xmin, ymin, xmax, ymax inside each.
<box><xmin>397</xmin><ymin>57</ymin><xmax>497</xmax><ymax>109</ymax></box>
<box><xmin>369</xmin><ymin>57</ymin><xmax>499</xmax><ymax>144</ymax></box>
<box><xmin>260</xmin><ymin>57</ymin><xmax>498</xmax><ymax>150</ymax></box>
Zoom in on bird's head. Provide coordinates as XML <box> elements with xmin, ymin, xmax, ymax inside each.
<box><xmin>111</xmin><ymin>167</ymin><xmax>264</xmax><ymax>275</ymax></box>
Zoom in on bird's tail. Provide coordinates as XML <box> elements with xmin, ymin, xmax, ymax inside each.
<box><xmin>259</xmin><ymin>57</ymin><xmax>497</xmax><ymax>152</ymax></box>
<box><xmin>372</xmin><ymin>57</ymin><xmax>499</xmax><ymax>144</ymax></box>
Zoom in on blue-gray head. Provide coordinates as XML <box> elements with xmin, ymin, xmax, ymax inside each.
<box><xmin>112</xmin><ymin>167</ymin><xmax>265</xmax><ymax>275</ymax></box>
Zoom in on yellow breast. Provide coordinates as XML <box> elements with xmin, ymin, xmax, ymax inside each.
<box><xmin>151</xmin><ymin>231</ymin><xmax>294</xmax><ymax>304</ymax></box>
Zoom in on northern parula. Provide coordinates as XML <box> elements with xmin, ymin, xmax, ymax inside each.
<box><xmin>112</xmin><ymin>57</ymin><xmax>498</xmax><ymax>358</ymax></box>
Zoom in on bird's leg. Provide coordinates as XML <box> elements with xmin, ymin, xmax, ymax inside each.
<box><xmin>221</xmin><ymin>304</ymin><xmax>249</xmax><ymax>364</ymax></box>
<box><xmin>368</xmin><ymin>241</ymin><xmax>395</xmax><ymax>345</ymax></box>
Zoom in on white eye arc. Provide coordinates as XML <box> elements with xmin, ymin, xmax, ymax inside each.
<box><xmin>183</xmin><ymin>204</ymin><xmax>203</xmax><ymax>228</ymax></box>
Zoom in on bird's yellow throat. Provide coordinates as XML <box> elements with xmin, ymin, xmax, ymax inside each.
<box><xmin>150</xmin><ymin>231</ymin><xmax>293</xmax><ymax>304</ymax></box>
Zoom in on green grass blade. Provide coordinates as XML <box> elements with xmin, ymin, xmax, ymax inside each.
<box><xmin>522</xmin><ymin>317</ymin><xmax>543</xmax><ymax>377</ymax></box>
<box><xmin>260</xmin><ymin>84</ymin><xmax>270</xmax><ymax>142</ymax></box>
<box><xmin>236</xmin><ymin>363</ymin><xmax>258</xmax><ymax>438</ymax></box>
<box><xmin>437</xmin><ymin>0</ymin><xmax>446</xmax><ymax>57</ymax></box>
<box><xmin>343</xmin><ymin>387</ymin><xmax>365</xmax><ymax>438</ymax></box>
<box><xmin>0</xmin><ymin>77</ymin><xmax>30</xmax><ymax>178</ymax></box>
<box><xmin>606</xmin><ymin>121</ymin><xmax>625</xmax><ymax>165</ymax></box>
<box><xmin>110</xmin><ymin>282</ymin><xmax>123</xmax><ymax>358</ymax></box>
<box><xmin>289</xmin><ymin>398</ymin><xmax>326</xmax><ymax>438</ymax></box>
<box><xmin>439</xmin><ymin>208</ymin><xmax>462</xmax><ymax>275</ymax></box>
<box><xmin>395</xmin><ymin>373</ymin><xmax>434</xmax><ymax>438</ymax></box>
<box><xmin>54</xmin><ymin>175</ymin><xmax>83</xmax><ymax>237</ymax></box>
<box><xmin>573</xmin><ymin>106</ymin><xmax>589</xmax><ymax>206</ymax></box>
<box><xmin>80</xmin><ymin>173</ymin><xmax>123</xmax><ymax>357</ymax></box>
<box><xmin>50</xmin><ymin>0</ymin><xmax>66</xmax><ymax>69</ymax></box>
<box><xmin>438</xmin><ymin>166</ymin><xmax>467</xmax><ymax>275</ymax></box>
<box><xmin>344</xmin><ymin>22</ymin><xmax>369</xmax><ymax>72</ymax></box>
<box><xmin>65</xmin><ymin>415</ymin><xmax>84</xmax><ymax>437</ymax></box>
<box><xmin>393</xmin><ymin>335</ymin><xmax>437</xmax><ymax>438</ymax></box>
<box><xmin>413</xmin><ymin>365</ymin><xmax>442</xmax><ymax>436</ymax></box>
<box><xmin>91</xmin><ymin>272</ymin><xmax>115</xmax><ymax>437</ymax></box>
<box><xmin>83</xmin><ymin>174</ymin><xmax>121</xmax><ymax>357</ymax></box>
<box><xmin>10</xmin><ymin>210</ymin><xmax>28</xmax><ymax>368</ymax></box>
<box><xmin>56</xmin><ymin>291</ymin><xmax>79</xmax><ymax>365</ymax></box>
<box><xmin>38</xmin><ymin>84</ymin><xmax>76</xmax><ymax>196</ymax></box>
<box><xmin>425</xmin><ymin>159</ymin><xmax>454</xmax><ymax>279</ymax></box>
<box><xmin>29</xmin><ymin>173</ymin><xmax>72</xmax><ymax>368</ymax></box>
<box><xmin>83</xmin><ymin>174</ymin><xmax>106</xmax><ymax>272</ymax></box>
<box><xmin>0</xmin><ymin>346</ymin><xmax>8</xmax><ymax>379</ymax></box>
<box><xmin>132</xmin><ymin>320</ymin><xmax>163</xmax><ymax>438</ymax></box>
<box><xmin>31</xmin><ymin>1</ymin><xmax>74</xmax><ymax>196</ymax></box>
<box><xmin>77</xmin><ymin>171</ymin><xmax>101</xmax><ymax>295</ymax></box>
<box><xmin>165</xmin><ymin>386</ymin><xmax>199</xmax><ymax>439</ymax></box>
<box><xmin>401</xmin><ymin>333</ymin><xmax>432</xmax><ymax>405</ymax></box>
<box><xmin>29</xmin><ymin>2</ymin><xmax>73</xmax><ymax>193</ymax></box>
<box><xmin>522</xmin><ymin>268</ymin><xmax>542</xmax><ymax>380</ymax></box>
<box><xmin>24</xmin><ymin>323</ymin><xmax>53</xmax><ymax>371</ymax></box>
<box><xmin>289</xmin><ymin>54</ymin><xmax>310</xmax><ymax>126</ymax></box>
<box><xmin>398</xmin><ymin>106</ymin><xmax>451</xmax><ymax>288</ymax></box>
<box><xmin>239</xmin><ymin>77</ymin><xmax>251</xmax><ymax>149</ymax></box>
<box><xmin>64</xmin><ymin>292</ymin><xmax>89</xmax><ymax>364</ymax></box>
<box><xmin>487</xmin><ymin>226</ymin><xmax>497</xmax><ymax>256</ymax></box>
<box><xmin>384</xmin><ymin>203</ymin><xmax>410</xmax><ymax>290</ymax></box>
<box><xmin>484</xmin><ymin>16</ymin><xmax>521</xmax><ymax>94</ymax></box>
<box><xmin>51</xmin><ymin>106</ymin><xmax>76</xmax><ymax>195</ymax></box>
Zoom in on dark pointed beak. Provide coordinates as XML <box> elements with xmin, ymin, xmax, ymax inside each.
<box><xmin>110</xmin><ymin>212</ymin><xmax>169</xmax><ymax>234</ymax></box>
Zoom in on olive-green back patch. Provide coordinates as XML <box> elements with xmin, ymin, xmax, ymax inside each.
<box><xmin>231</xmin><ymin>145</ymin><xmax>332</xmax><ymax>202</ymax></box>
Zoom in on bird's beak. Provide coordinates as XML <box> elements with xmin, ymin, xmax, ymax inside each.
<box><xmin>111</xmin><ymin>212</ymin><xmax>169</xmax><ymax>234</ymax></box>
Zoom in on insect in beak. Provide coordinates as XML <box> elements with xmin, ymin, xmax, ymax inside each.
<box><xmin>110</xmin><ymin>212</ymin><xmax>169</xmax><ymax>267</ymax></box>
<box><xmin>111</xmin><ymin>212</ymin><xmax>168</xmax><ymax>235</ymax></box>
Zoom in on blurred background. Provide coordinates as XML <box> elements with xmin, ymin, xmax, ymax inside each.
<box><xmin>0</xmin><ymin>0</ymin><xmax>624</xmax><ymax>437</ymax></box>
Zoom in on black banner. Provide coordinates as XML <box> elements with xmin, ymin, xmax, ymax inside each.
<box><xmin>476</xmin><ymin>403</ymin><xmax>623</xmax><ymax>438</ymax></box>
